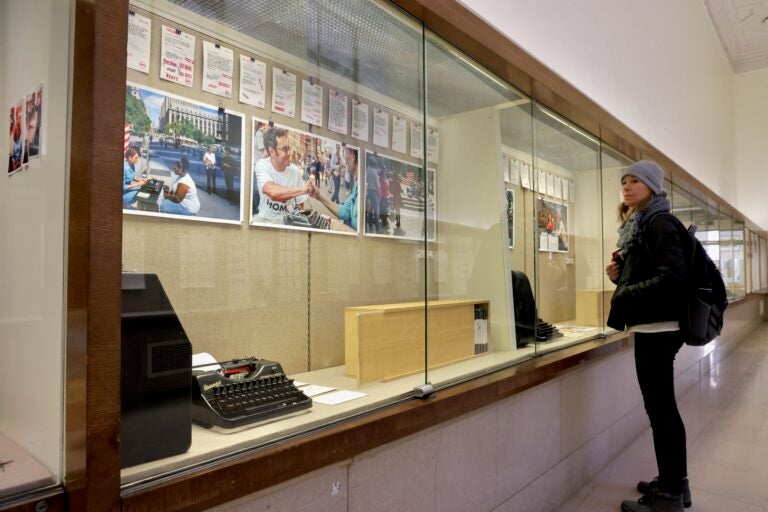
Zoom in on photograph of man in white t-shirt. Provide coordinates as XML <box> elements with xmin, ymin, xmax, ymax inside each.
<box><xmin>253</xmin><ymin>127</ymin><xmax>313</xmax><ymax>224</ymax></box>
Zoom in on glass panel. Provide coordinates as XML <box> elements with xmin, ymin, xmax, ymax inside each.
<box><xmin>761</xmin><ymin>236</ymin><xmax>768</xmax><ymax>291</ymax></box>
<box><xmin>600</xmin><ymin>147</ymin><xmax>633</xmax><ymax>333</ymax></box>
<box><xmin>732</xmin><ymin>219</ymin><xmax>745</xmax><ymax>299</ymax></box>
<box><xmin>0</xmin><ymin>0</ymin><xmax>70</xmax><ymax>500</ymax></box>
<box><xmin>121</xmin><ymin>0</ymin><xmax>426</xmax><ymax>485</ymax></box>
<box><xmin>423</xmin><ymin>30</ymin><xmax>535</xmax><ymax>388</ymax></box>
<box><xmin>670</xmin><ymin>184</ymin><xmax>694</xmax><ymax>228</ymax></box>
<box><xmin>719</xmin><ymin>213</ymin><xmax>735</xmax><ymax>300</ymax></box>
<box><xmin>531</xmin><ymin>104</ymin><xmax>602</xmax><ymax>353</ymax></box>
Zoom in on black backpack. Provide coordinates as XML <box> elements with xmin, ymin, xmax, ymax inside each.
<box><xmin>651</xmin><ymin>212</ymin><xmax>728</xmax><ymax>345</ymax></box>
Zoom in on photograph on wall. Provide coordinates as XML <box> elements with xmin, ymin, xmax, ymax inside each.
<box><xmin>364</xmin><ymin>151</ymin><xmax>435</xmax><ymax>241</ymax></box>
<box><xmin>251</xmin><ymin>117</ymin><xmax>358</xmax><ymax>234</ymax></box>
<box><xmin>123</xmin><ymin>82</ymin><xmax>244</xmax><ymax>224</ymax></box>
<box><xmin>506</xmin><ymin>187</ymin><xmax>515</xmax><ymax>249</ymax></box>
<box><xmin>8</xmin><ymin>100</ymin><xmax>26</xmax><ymax>176</ymax></box>
<box><xmin>537</xmin><ymin>197</ymin><xmax>568</xmax><ymax>252</ymax></box>
<box><xmin>25</xmin><ymin>84</ymin><xmax>43</xmax><ymax>160</ymax></box>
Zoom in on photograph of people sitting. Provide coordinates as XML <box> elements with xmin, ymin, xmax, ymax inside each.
<box><xmin>160</xmin><ymin>157</ymin><xmax>200</xmax><ymax>216</ymax></box>
<box><xmin>308</xmin><ymin>146</ymin><xmax>359</xmax><ymax>230</ymax></box>
<box><xmin>122</xmin><ymin>147</ymin><xmax>146</xmax><ymax>208</ymax></box>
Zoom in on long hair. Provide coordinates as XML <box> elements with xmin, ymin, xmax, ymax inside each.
<box><xmin>617</xmin><ymin>194</ymin><xmax>653</xmax><ymax>223</ymax></box>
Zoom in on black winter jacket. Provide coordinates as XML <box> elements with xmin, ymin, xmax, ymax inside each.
<box><xmin>606</xmin><ymin>213</ymin><xmax>687</xmax><ymax>331</ymax></box>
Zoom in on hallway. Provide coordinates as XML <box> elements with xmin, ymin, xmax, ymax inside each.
<box><xmin>559</xmin><ymin>323</ymin><xmax>768</xmax><ymax>512</ymax></box>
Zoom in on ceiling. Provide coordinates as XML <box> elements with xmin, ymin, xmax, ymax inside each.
<box><xmin>704</xmin><ymin>0</ymin><xmax>768</xmax><ymax>72</ymax></box>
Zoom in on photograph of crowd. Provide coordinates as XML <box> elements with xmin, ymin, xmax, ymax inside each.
<box><xmin>123</xmin><ymin>83</ymin><xmax>244</xmax><ymax>223</ymax></box>
<box><xmin>250</xmin><ymin>118</ymin><xmax>358</xmax><ymax>234</ymax></box>
<box><xmin>364</xmin><ymin>151</ymin><xmax>436</xmax><ymax>241</ymax></box>
<box><xmin>537</xmin><ymin>197</ymin><xmax>568</xmax><ymax>252</ymax></box>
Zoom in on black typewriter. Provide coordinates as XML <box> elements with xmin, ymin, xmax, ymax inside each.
<box><xmin>138</xmin><ymin>178</ymin><xmax>163</xmax><ymax>196</ymax></box>
<box><xmin>284</xmin><ymin>209</ymin><xmax>331</xmax><ymax>230</ymax></box>
<box><xmin>191</xmin><ymin>357</ymin><xmax>312</xmax><ymax>430</ymax></box>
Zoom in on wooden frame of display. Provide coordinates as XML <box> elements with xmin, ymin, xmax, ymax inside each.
<box><xmin>0</xmin><ymin>1</ymin><xmax>754</xmax><ymax>512</ymax></box>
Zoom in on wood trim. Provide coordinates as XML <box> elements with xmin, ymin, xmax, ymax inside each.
<box><xmin>65</xmin><ymin>0</ymin><xmax>128</xmax><ymax>510</ymax></box>
<box><xmin>121</xmin><ymin>333</ymin><xmax>631</xmax><ymax>512</ymax></box>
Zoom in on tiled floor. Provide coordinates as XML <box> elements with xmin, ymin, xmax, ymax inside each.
<box><xmin>558</xmin><ymin>324</ymin><xmax>768</xmax><ymax>512</ymax></box>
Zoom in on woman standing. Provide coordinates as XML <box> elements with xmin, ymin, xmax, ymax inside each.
<box><xmin>606</xmin><ymin>161</ymin><xmax>691</xmax><ymax>512</ymax></box>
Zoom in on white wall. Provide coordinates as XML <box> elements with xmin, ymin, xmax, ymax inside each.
<box><xmin>0</xmin><ymin>0</ymin><xmax>72</xmax><ymax>477</ymax></box>
<box><xmin>458</xmin><ymin>0</ymin><xmax>747</xmax><ymax>225</ymax></box>
<box><xmin>733</xmin><ymin>69</ymin><xmax>768</xmax><ymax>231</ymax></box>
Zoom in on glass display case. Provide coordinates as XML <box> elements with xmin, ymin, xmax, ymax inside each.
<box><xmin>115</xmin><ymin>0</ymin><xmax>768</xmax><ymax>490</ymax></box>
<box><xmin>0</xmin><ymin>0</ymin><xmax>71</xmax><ymax>503</ymax></box>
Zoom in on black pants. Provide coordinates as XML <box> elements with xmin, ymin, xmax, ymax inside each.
<box><xmin>634</xmin><ymin>331</ymin><xmax>687</xmax><ymax>495</ymax></box>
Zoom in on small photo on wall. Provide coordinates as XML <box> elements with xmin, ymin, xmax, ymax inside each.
<box><xmin>123</xmin><ymin>82</ymin><xmax>244</xmax><ymax>224</ymax></box>
<box><xmin>25</xmin><ymin>84</ymin><xmax>43</xmax><ymax>160</ymax></box>
<box><xmin>506</xmin><ymin>187</ymin><xmax>515</xmax><ymax>249</ymax></box>
<box><xmin>251</xmin><ymin>118</ymin><xmax>358</xmax><ymax>234</ymax></box>
<box><xmin>364</xmin><ymin>151</ymin><xmax>435</xmax><ymax>241</ymax></box>
<box><xmin>8</xmin><ymin>100</ymin><xmax>26</xmax><ymax>175</ymax></box>
<box><xmin>537</xmin><ymin>197</ymin><xmax>568</xmax><ymax>253</ymax></box>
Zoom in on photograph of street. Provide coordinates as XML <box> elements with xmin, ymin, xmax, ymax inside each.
<box><xmin>250</xmin><ymin>118</ymin><xmax>357</xmax><ymax>234</ymax></box>
<box><xmin>363</xmin><ymin>151</ymin><xmax>436</xmax><ymax>241</ymax></box>
<box><xmin>123</xmin><ymin>83</ymin><xmax>244</xmax><ymax>223</ymax></box>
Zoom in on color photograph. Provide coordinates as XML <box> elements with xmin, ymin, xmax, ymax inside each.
<box><xmin>8</xmin><ymin>100</ymin><xmax>26</xmax><ymax>175</ymax></box>
<box><xmin>537</xmin><ymin>197</ymin><xmax>568</xmax><ymax>252</ymax></box>
<box><xmin>25</xmin><ymin>84</ymin><xmax>42</xmax><ymax>160</ymax></box>
<box><xmin>250</xmin><ymin>118</ymin><xmax>358</xmax><ymax>234</ymax></box>
<box><xmin>123</xmin><ymin>83</ymin><xmax>244</xmax><ymax>223</ymax></box>
<box><xmin>506</xmin><ymin>187</ymin><xmax>515</xmax><ymax>249</ymax></box>
<box><xmin>364</xmin><ymin>151</ymin><xmax>435</xmax><ymax>241</ymax></box>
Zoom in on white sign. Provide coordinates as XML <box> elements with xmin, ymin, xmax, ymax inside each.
<box><xmin>391</xmin><ymin>116</ymin><xmax>406</xmax><ymax>154</ymax></box>
<box><xmin>127</xmin><ymin>12</ymin><xmax>151</xmax><ymax>74</ymax></box>
<box><xmin>410</xmin><ymin>122</ymin><xmax>423</xmax><ymax>159</ymax></box>
<box><xmin>300</xmin><ymin>79</ymin><xmax>323</xmax><ymax>126</ymax></box>
<box><xmin>160</xmin><ymin>25</ymin><xmax>195</xmax><ymax>87</ymax></box>
<box><xmin>239</xmin><ymin>56</ymin><xmax>267</xmax><ymax>108</ymax></box>
<box><xmin>373</xmin><ymin>108</ymin><xmax>389</xmax><ymax>148</ymax></box>
<box><xmin>427</xmin><ymin>128</ymin><xmax>439</xmax><ymax>164</ymax></box>
<box><xmin>202</xmin><ymin>41</ymin><xmax>233</xmax><ymax>98</ymax></box>
<box><xmin>351</xmin><ymin>100</ymin><xmax>368</xmax><ymax>141</ymax></box>
<box><xmin>272</xmin><ymin>69</ymin><xmax>297</xmax><ymax>118</ymax></box>
<box><xmin>328</xmin><ymin>89</ymin><xmax>348</xmax><ymax>135</ymax></box>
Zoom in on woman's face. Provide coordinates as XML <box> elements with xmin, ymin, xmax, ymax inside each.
<box><xmin>344</xmin><ymin>149</ymin><xmax>357</xmax><ymax>177</ymax></box>
<box><xmin>621</xmin><ymin>174</ymin><xmax>653</xmax><ymax>207</ymax></box>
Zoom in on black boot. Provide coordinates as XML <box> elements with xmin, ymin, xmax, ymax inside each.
<box><xmin>621</xmin><ymin>489</ymin><xmax>683</xmax><ymax>512</ymax></box>
<box><xmin>637</xmin><ymin>477</ymin><xmax>691</xmax><ymax>508</ymax></box>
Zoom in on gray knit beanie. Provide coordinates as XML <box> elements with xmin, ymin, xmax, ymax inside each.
<box><xmin>622</xmin><ymin>160</ymin><xmax>664</xmax><ymax>195</ymax></box>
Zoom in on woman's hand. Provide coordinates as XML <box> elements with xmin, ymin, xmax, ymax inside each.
<box><xmin>605</xmin><ymin>261</ymin><xmax>621</xmax><ymax>282</ymax></box>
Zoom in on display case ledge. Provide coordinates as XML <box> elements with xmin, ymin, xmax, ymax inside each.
<box><xmin>120</xmin><ymin>331</ymin><xmax>632</xmax><ymax>512</ymax></box>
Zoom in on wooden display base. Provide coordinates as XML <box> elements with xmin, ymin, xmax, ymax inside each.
<box><xmin>345</xmin><ymin>299</ymin><xmax>490</xmax><ymax>385</ymax></box>
<box><xmin>575</xmin><ymin>289</ymin><xmax>614</xmax><ymax>327</ymax></box>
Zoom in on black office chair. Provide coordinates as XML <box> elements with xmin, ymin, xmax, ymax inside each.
<box><xmin>511</xmin><ymin>270</ymin><xmax>562</xmax><ymax>348</ymax></box>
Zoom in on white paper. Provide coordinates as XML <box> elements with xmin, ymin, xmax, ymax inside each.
<box><xmin>328</xmin><ymin>89</ymin><xmax>348</xmax><ymax>135</ymax></box>
<box><xmin>239</xmin><ymin>56</ymin><xmax>267</xmax><ymax>108</ymax></box>
<box><xmin>127</xmin><ymin>12</ymin><xmax>151</xmax><ymax>74</ymax></box>
<box><xmin>554</xmin><ymin>175</ymin><xmax>562</xmax><ymax>199</ymax></box>
<box><xmin>312</xmin><ymin>390</ymin><xmax>368</xmax><ymax>405</ymax></box>
<box><xmin>537</xmin><ymin>168</ymin><xmax>546</xmax><ymax>193</ymax></box>
<box><xmin>373</xmin><ymin>108</ymin><xmax>389</xmax><ymax>147</ymax></box>
<box><xmin>391</xmin><ymin>116</ymin><xmax>406</xmax><ymax>153</ymax></box>
<box><xmin>160</xmin><ymin>25</ymin><xmax>195</xmax><ymax>87</ymax></box>
<box><xmin>520</xmin><ymin>161</ymin><xmax>531</xmax><ymax>189</ymax></box>
<box><xmin>202</xmin><ymin>41</ymin><xmax>233</xmax><ymax>98</ymax></box>
<box><xmin>410</xmin><ymin>122</ymin><xmax>423</xmax><ymax>159</ymax></box>
<box><xmin>546</xmin><ymin>173</ymin><xmax>555</xmax><ymax>196</ymax></box>
<box><xmin>351</xmin><ymin>100</ymin><xmax>368</xmax><ymax>141</ymax></box>
<box><xmin>292</xmin><ymin>380</ymin><xmax>308</xmax><ymax>387</ymax></box>
<box><xmin>272</xmin><ymin>69</ymin><xmax>297</xmax><ymax>118</ymax></box>
<box><xmin>192</xmin><ymin>352</ymin><xmax>220</xmax><ymax>372</ymax></box>
<box><xmin>426</xmin><ymin>128</ymin><xmax>439</xmax><ymax>163</ymax></box>
<box><xmin>300</xmin><ymin>384</ymin><xmax>336</xmax><ymax>397</ymax></box>
<box><xmin>562</xmin><ymin>178</ymin><xmax>570</xmax><ymax>201</ymax></box>
<box><xmin>300</xmin><ymin>79</ymin><xmax>323</xmax><ymax>126</ymax></box>
<box><xmin>569</xmin><ymin>180</ymin><xmax>576</xmax><ymax>202</ymax></box>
